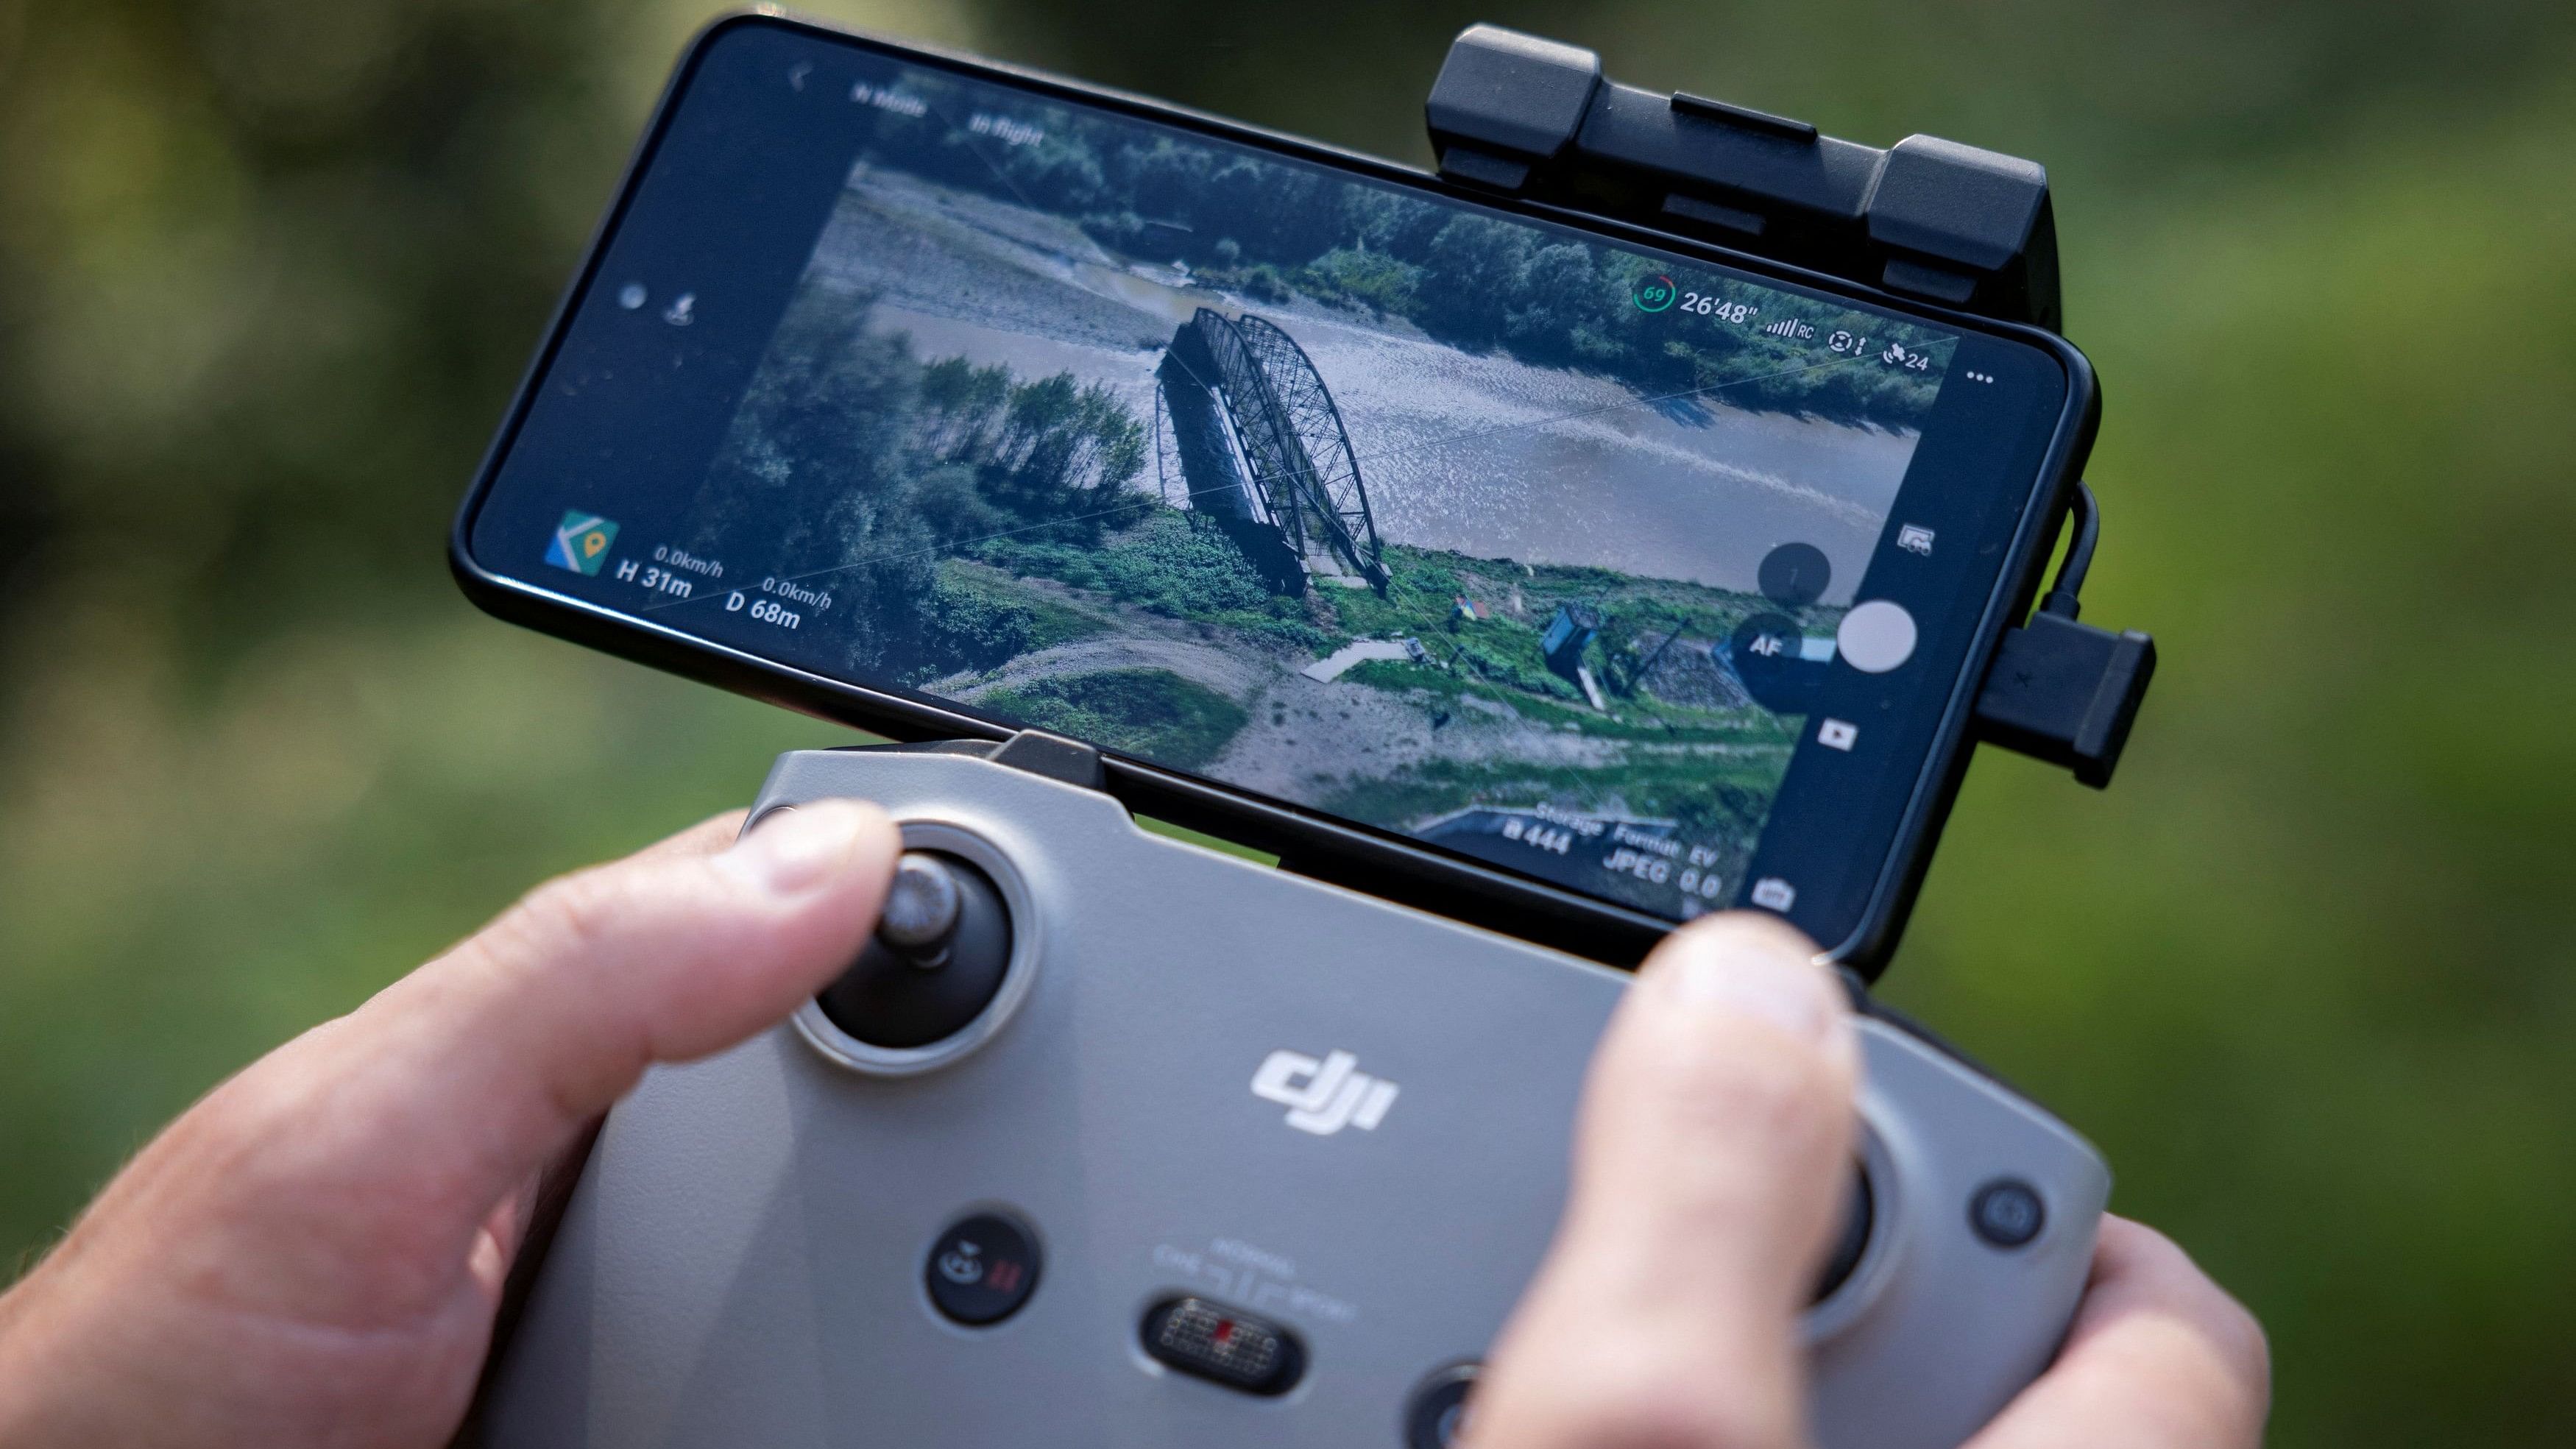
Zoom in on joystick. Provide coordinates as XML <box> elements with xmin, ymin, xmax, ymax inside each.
<box><xmin>1812</xmin><ymin>1172</ymin><xmax>1875</xmax><ymax>1304</ymax></box>
<box><xmin>879</xmin><ymin>852</ymin><xmax>966</xmax><ymax>963</ymax></box>
<box><xmin>815</xmin><ymin>850</ymin><xmax>1016</xmax><ymax>1050</ymax></box>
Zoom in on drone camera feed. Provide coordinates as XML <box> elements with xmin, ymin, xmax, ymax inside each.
<box><xmin>541</xmin><ymin>52</ymin><xmax>1962</xmax><ymax>919</ymax></box>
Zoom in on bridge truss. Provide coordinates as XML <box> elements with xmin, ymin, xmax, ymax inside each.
<box><xmin>1153</xmin><ymin>308</ymin><xmax>1387</xmax><ymax>592</ymax></box>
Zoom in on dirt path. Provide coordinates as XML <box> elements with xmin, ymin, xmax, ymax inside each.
<box><xmin>933</xmin><ymin>634</ymin><xmax>1274</xmax><ymax>705</ymax></box>
<box><xmin>920</xmin><ymin>578</ymin><xmax>1761</xmax><ymax>830</ymax></box>
<box><xmin>1207</xmin><ymin>671</ymin><xmax>1628</xmax><ymax>804</ymax></box>
<box><xmin>924</xmin><ymin>601</ymin><xmax>1633</xmax><ymax>808</ymax></box>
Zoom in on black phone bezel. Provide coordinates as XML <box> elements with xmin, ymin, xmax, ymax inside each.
<box><xmin>446</xmin><ymin>10</ymin><xmax>2101</xmax><ymax>976</ymax></box>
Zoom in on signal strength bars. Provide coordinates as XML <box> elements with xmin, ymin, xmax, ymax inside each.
<box><xmin>1763</xmin><ymin>319</ymin><xmax>1817</xmax><ymax>340</ymax></box>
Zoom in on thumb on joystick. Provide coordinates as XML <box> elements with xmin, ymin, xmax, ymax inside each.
<box><xmin>878</xmin><ymin>852</ymin><xmax>963</xmax><ymax>967</ymax></box>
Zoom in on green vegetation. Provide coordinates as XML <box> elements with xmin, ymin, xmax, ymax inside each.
<box><xmin>917</xmin><ymin>561</ymin><xmax>1107</xmax><ymax>665</ymax></box>
<box><xmin>697</xmin><ymin>305</ymin><xmax>1150</xmax><ymax>679</ymax></box>
<box><xmin>972</xmin><ymin>510</ymin><xmax>1332</xmax><ymax>651</ymax></box>
<box><xmin>964</xmin><ymin>502</ymin><xmax>1806</xmax><ymax>754</ymax></box>
<box><xmin>863</xmin><ymin>85</ymin><xmax>1945</xmax><ymax>425</ymax></box>
<box><xmin>1224</xmin><ymin>223</ymin><xmax>1949</xmax><ymax>423</ymax></box>
<box><xmin>1287</xmin><ymin>244</ymin><xmax>1423</xmax><ymax>316</ymax></box>
<box><xmin>1328</xmin><ymin>544</ymin><xmax>1819</xmax><ymax>740</ymax></box>
<box><xmin>980</xmin><ymin>667</ymin><xmax>1250</xmax><ymax>770</ymax></box>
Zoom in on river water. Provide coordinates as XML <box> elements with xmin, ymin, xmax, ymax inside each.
<box><xmin>808</xmin><ymin>169</ymin><xmax>1917</xmax><ymax>604</ymax></box>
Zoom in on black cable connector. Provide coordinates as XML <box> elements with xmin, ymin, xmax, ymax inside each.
<box><xmin>1971</xmin><ymin>483</ymin><xmax>2156</xmax><ymax>788</ymax></box>
<box><xmin>2036</xmin><ymin>479</ymin><xmax>2099</xmax><ymax>620</ymax></box>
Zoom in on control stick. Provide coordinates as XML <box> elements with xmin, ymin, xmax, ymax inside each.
<box><xmin>815</xmin><ymin>850</ymin><xmax>1015</xmax><ymax>1048</ymax></box>
<box><xmin>879</xmin><ymin>853</ymin><xmax>966</xmax><ymax>966</ymax></box>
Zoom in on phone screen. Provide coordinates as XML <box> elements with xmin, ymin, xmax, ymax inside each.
<box><xmin>463</xmin><ymin>21</ymin><xmax>2078</xmax><ymax>935</ymax></box>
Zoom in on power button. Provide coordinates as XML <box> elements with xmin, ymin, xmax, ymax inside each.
<box><xmin>924</xmin><ymin>1211</ymin><xmax>1041</xmax><ymax>1325</ymax></box>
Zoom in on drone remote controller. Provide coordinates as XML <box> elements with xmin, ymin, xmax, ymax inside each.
<box><xmin>466</xmin><ymin>738</ymin><xmax>2108</xmax><ymax>1449</ymax></box>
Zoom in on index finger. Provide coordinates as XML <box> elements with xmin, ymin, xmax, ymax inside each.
<box><xmin>1966</xmin><ymin>1216</ymin><xmax>2271</xmax><ymax>1449</ymax></box>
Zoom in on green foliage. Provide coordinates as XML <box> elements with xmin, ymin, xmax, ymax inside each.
<box><xmin>911</xmin><ymin>561</ymin><xmax>1105</xmax><ymax>676</ymax></box>
<box><xmin>980</xmin><ymin>509</ymin><xmax>1265</xmax><ymax>613</ymax></box>
<box><xmin>1328</xmin><ymin>543</ymin><xmax>1805</xmax><ymax>737</ymax></box>
<box><xmin>980</xmin><ymin>667</ymin><xmax>1250</xmax><ymax>770</ymax></box>
<box><xmin>861</xmin><ymin>68</ymin><xmax>1943</xmax><ymax>424</ymax></box>
<box><xmin>977</xmin><ymin>509</ymin><xmax>1334</xmax><ymax>650</ymax></box>
<box><xmin>697</xmin><ymin>294</ymin><xmax>1152</xmax><ymax>679</ymax></box>
<box><xmin>1292</xmin><ymin>245</ymin><xmax>1425</xmax><ymax>316</ymax></box>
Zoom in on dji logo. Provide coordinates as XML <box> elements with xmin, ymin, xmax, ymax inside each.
<box><xmin>1250</xmin><ymin>1049</ymin><xmax>1399</xmax><ymax>1137</ymax></box>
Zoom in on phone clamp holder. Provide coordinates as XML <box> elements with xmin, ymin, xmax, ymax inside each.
<box><xmin>1425</xmin><ymin>24</ymin><xmax>2059</xmax><ymax>330</ymax></box>
<box><xmin>1426</xmin><ymin>25</ymin><xmax>2154</xmax><ymax>787</ymax></box>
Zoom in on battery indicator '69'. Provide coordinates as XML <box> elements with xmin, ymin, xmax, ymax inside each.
<box><xmin>1633</xmin><ymin>274</ymin><xmax>1677</xmax><ymax>312</ymax></box>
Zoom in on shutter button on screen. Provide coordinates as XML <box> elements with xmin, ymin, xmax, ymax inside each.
<box><xmin>924</xmin><ymin>1211</ymin><xmax>1040</xmax><ymax>1325</ymax></box>
<box><xmin>1836</xmin><ymin>599</ymin><xmax>1918</xmax><ymax>674</ymax></box>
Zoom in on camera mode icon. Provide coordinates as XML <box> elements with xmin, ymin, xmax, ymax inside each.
<box><xmin>1749</xmin><ymin>877</ymin><xmax>1797</xmax><ymax>912</ymax></box>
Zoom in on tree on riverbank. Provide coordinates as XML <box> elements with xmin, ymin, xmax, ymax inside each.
<box><xmin>850</xmin><ymin>76</ymin><xmax>1945</xmax><ymax>425</ymax></box>
<box><xmin>692</xmin><ymin>291</ymin><xmax>1152</xmax><ymax>677</ymax></box>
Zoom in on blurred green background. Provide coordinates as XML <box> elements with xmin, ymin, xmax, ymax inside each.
<box><xmin>4</xmin><ymin>0</ymin><xmax>2572</xmax><ymax>1439</ymax></box>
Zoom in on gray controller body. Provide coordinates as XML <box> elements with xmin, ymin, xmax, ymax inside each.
<box><xmin>470</xmin><ymin>745</ymin><xmax>2109</xmax><ymax>1449</ymax></box>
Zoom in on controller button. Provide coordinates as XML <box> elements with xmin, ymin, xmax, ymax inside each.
<box><xmin>1404</xmin><ymin>1363</ymin><xmax>1480</xmax><ymax>1448</ymax></box>
<box><xmin>1970</xmin><ymin>1179</ymin><xmax>2047</xmax><ymax>1249</ymax></box>
<box><xmin>1141</xmin><ymin>1297</ymin><xmax>1304</xmax><ymax>1396</ymax></box>
<box><xmin>924</xmin><ymin>1211</ymin><xmax>1041</xmax><ymax>1325</ymax></box>
<box><xmin>1811</xmin><ymin>1169</ymin><xmax>1875</xmax><ymax>1302</ymax></box>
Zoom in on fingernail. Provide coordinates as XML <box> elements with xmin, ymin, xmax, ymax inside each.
<box><xmin>1663</xmin><ymin>925</ymin><xmax>1841</xmax><ymax>1045</ymax></box>
<box><xmin>718</xmin><ymin>803</ymin><xmax>871</xmax><ymax>896</ymax></box>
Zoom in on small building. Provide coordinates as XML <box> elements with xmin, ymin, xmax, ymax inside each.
<box><xmin>1541</xmin><ymin>603</ymin><xmax>1600</xmax><ymax>675</ymax></box>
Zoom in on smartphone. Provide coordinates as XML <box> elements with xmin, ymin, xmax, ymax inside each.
<box><xmin>451</xmin><ymin>15</ymin><xmax>2097</xmax><ymax>972</ymax></box>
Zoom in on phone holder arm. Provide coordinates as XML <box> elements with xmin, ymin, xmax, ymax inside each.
<box><xmin>1423</xmin><ymin>24</ymin><xmax>2061</xmax><ymax>330</ymax></box>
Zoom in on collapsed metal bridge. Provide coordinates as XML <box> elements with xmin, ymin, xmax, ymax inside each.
<box><xmin>1152</xmin><ymin>308</ymin><xmax>1387</xmax><ymax>592</ymax></box>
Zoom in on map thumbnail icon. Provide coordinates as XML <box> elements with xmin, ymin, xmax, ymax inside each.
<box><xmin>545</xmin><ymin>511</ymin><xmax>619</xmax><ymax>575</ymax></box>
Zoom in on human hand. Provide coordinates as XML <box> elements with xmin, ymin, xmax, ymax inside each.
<box><xmin>0</xmin><ymin>802</ymin><xmax>899</xmax><ymax>1448</ymax></box>
<box><xmin>1465</xmin><ymin>913</ymin><xmax>2270</xmax><ymax>1449</ymax></box>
